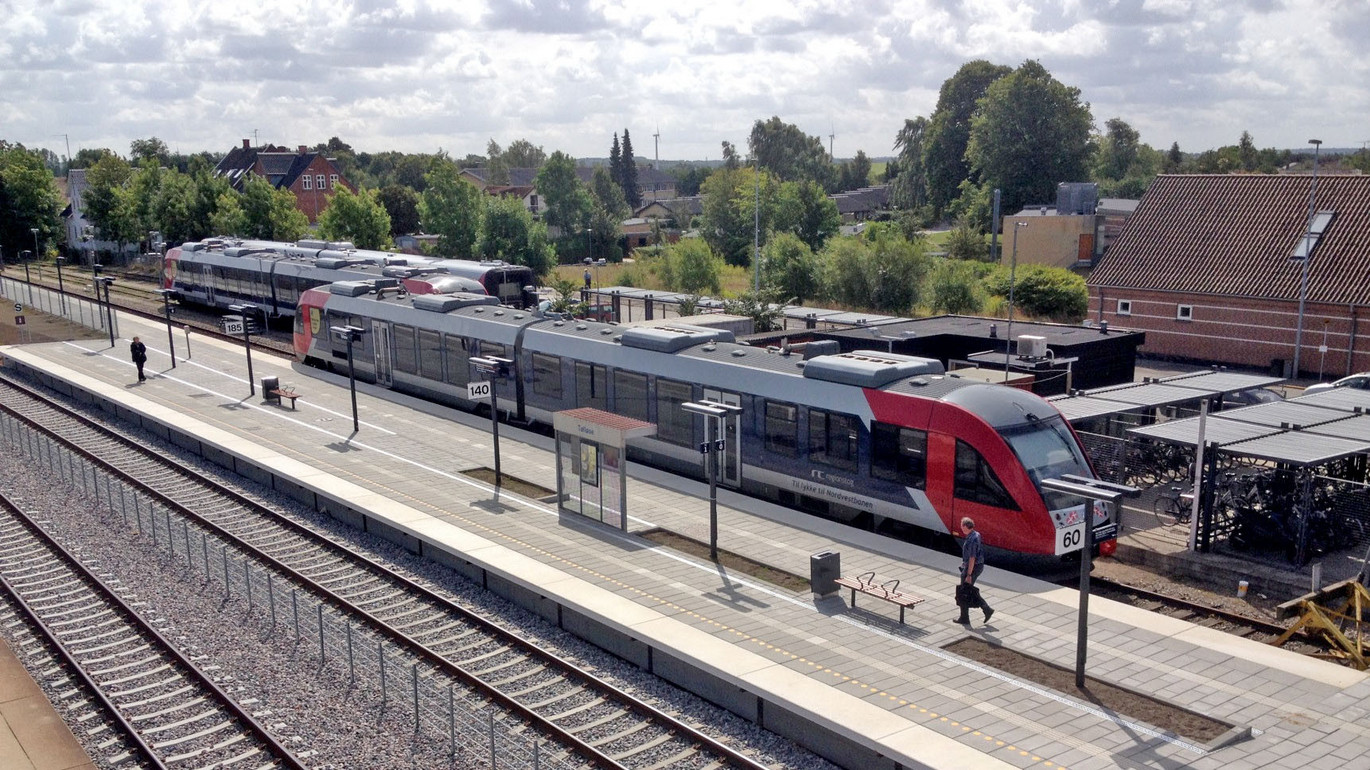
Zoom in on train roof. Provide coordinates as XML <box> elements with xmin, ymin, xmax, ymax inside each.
<box><xmin>174</xmin><ymin>238</ymin><xmax>529</xmax><ymax>279</ymax></box>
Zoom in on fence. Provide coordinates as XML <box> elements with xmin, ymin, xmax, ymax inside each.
<box><xmin>0</xmin><ymin>275</ymin><xmax>117</xmax><ymax>338</ymax></box>
<box><xmin>0</xmin><ymin>410</ymin><xmax>573</xmax><ymax>770</ymax></box>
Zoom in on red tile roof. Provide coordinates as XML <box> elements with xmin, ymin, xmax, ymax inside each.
<box><xmin>1089</xmin><ymin>174</ymin><xmax>1370</xmax><ymax>304</ymax></box>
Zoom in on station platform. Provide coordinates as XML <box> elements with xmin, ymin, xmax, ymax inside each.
<box><xmin>0</xmin><ymin>639</ymin><xmax>94</xmax><ymax>770</ymax></box>
<box><xmin>3</xmin><ymin>307</ymin><xmax>1370</xmax><ymax>770</ymax></box>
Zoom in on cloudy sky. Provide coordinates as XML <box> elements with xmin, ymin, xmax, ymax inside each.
<box><xmin>3</xmin><ymin>0</ymin><xmax>1367</xmax><ymax>164</ymax></box>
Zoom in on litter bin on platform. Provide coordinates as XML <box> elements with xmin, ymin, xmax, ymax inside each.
<box><xmin>261</xmin><ymin>375</ymin><xmax>280</xmax><ymax>404</ymax></box>
<box><xmin>810</xmin><ymin>550</ymin><xmax>840</xmax><ymax>596</ymax></box>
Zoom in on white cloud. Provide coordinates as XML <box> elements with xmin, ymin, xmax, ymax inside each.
<box><xmin>1</xmin><ymin>0</ymin><xmax>1366</xmax><ymax>164</ymax></box>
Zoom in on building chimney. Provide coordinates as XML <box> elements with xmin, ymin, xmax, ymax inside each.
<box><xmin>243</xmin><ymin>139</ymin><xmax>251</xmax><ymax>149</ymax></box>
<box><xmin>298</xmin><ymin>145</ymin><xmax>308</xmax><ymax>154</ymax></box>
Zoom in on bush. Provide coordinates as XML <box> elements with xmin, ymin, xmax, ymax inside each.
<box><xmin>985</xmin><ymin>264</ymin><xmax>1088</xmax><ymax>322</ymax></box>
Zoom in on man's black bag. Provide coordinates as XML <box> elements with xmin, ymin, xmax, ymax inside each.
<box><xmin>955</xmin><ymin>583</ymin><xmax>981</xmax><ymax>608</ymax></box>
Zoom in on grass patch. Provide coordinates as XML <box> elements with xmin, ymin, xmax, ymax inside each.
<box><xmin>944</xmin><ymin>637</ymin><xmax>1237</xmax><ymax>744</ymax></box>
<box><xmin>640</xmin><ymin>528</ymin><xmax>811</xmax><ymax>592</ymax></box>
<box><xmin>461</xmin><ymin>468</ymin><xmax>556</xmax><ymax>500</ymax></box>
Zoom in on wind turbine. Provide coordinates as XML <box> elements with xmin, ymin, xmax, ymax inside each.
<box><xmin>653</xmin><ymin>126</ymin><xmax>660</xmax><ymax>166</ymax></box>
<box><xmin>828</xmin><ymin>122</ymin><xmax>835</xmax><ymax>159</ymax></box>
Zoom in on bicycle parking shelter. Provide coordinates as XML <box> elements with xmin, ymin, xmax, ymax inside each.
<box><xmin>1129</xmin><ymin>387</ymin><xmax>1370</xmax><ymax>563</ymax></box>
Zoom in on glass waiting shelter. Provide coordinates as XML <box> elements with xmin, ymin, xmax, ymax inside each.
<box><xmin>553</xmin><ymin>408</ymin><xmax>656</xmax><ymax>531</ymax></box>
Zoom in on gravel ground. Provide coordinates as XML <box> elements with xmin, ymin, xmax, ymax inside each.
<box><xmin>0</xmin><ymin>390</ymin><xmax>837</xmax><ymax>770</ymax></box>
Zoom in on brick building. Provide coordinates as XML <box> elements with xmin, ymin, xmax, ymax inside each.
<box><xmin>213</xmin><ymin>140</ymin><xmax>355</xmax><ymax>224</ymax></box>
<box><xmin>1087</xmin><ymin>174</ymin><xmax>1370</xmax><ymax>379</ymax></box>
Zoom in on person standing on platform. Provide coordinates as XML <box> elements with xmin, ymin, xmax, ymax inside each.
<box><xmin>954</xmin><ymin>516</ymin><xmax>993</xmax><ymax>625</ymax></box>
<box><xmin>130</xmin><ymin>336</ymin><xmax>148</xmax><ymax>382</ymax></box>
<box><xmin>584</xmin><ymin>267</ymin><xmax>593</xmax><ymax>289</ymax></box>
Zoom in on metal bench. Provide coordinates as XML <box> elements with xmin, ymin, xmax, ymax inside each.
<box><xmin>267</xmin><ymin>388</ymin><xmax>300</xmax><ymax>409</ymax></box>
<box><xmin>833</xmin><ymin>571</ymin><xmax>925</xmax><ymax>624</ymax></box>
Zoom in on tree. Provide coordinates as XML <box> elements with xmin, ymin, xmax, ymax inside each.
<box><xmin>484</xmin><ymin>139</ymin><xmax>509</xmax><ymax>185</ymax></box>
<box><xmin>986</xmin><ymin>263</ymin><xmax>1088</xmax><ymax>322</ymax></box>
<box><xmin>82</xmin><ymin>154</ymin><xmax>136</xmax><ymax>248</ymax></box>
<box><xmin>723</xmin><ymin>288</ymin><xmax>786</xmax><ymax>332</ymax></box>
<box><xmin>239</xmin><ymin>176</ymin><xmax>308</xmax><ymax>242</ymax></box>
<box><xmin>590</xmin><ymin>167</ymin><xmax>629</xmax><ymax>221</ymax></box>
<box><xmin>0</xmin><ymin>143</ymin><xmax>64</xmax><ymax>260</ymax></box>
<box><xmin>965</xmin><ymin>60</ymin><xmax>1095</xmax><ymax>214</ymax></box>
<box><xmin>761</xmin><ymin>231</ymin><xmax>822</xmax><ymax>303</ymax></box>
<box><xmin>477</xmin><ymin>196</ymin><xmax>555</xmax><ymax>277</ymax></box>
<box><xmin>377</xmin><ymin>184</ymin><xmax>421</xmax><ymax>236</ymax></box>
<box><xmin>698</xmin><ymin>165</ymin><xmax>773</xmax><ymax>267</ymax></box>
<box><xmin>1238</xmin><ymin>131</ymin><xmax>1258</xmax><ymax>172</ymax></box>
<box><xmin>823</xmin><ymin>227</ymin><xmax>931</xmax><ymax>313</ymax></box>
<box><xmin>928</xmin><ymin>258</ymin><xmax>987</xmax><ymax>315</ymax></box>
<box><xmin>318</xmin><ymin>186</ymin><xmax>392</xmax><ymax>249</ymax></box>
<box><xmin>536</xmin><ymin>151</ymin><xmax>593</xmax><ymax>235</ymax></box>
<box><xmin>837</xmin><ymin>150</ymin><xmax>872</xmax><ymax>192</ymax></box>
<box><xmin>922</xmin><ymin>60</ymin><xmax>1012</xmax><ymax>215</ymax></box>
<box><xmin>502</xmin><ymin>139</ymin><xmax>547</xmax><ymax>169</ymax></box>
<box><xmin>1165</xmin><ymin>142</ymin><xmax>1184</xmax><ymax>173</ymax></box>
<box><xmin>69</xmin><ymin>147</ymin><xmax>116</xmax><ymax>170</ymax></box>
<box><xmin>1094</xmin><ymin>118</ymin><xmax>1140</xmax><ymax>181</ymax></box>
<box><xmin>608</xmin><ymin>134</ymin><xmax>623</xmax><ymax>200</ymax></box>
<box><xmin>773</xmin><ymin>179</ymin><xmax>840</xmax><ymax>252</ymax></box>
<box><xmin>129</xmin><ymin>137</ymin><xmax>170</xmax><ymax>167</ymax></box>
<box><xmin>889</xmin><ymin>117</ymin><xmax>930</xmax><ymax>212</ymax></box>
<box><xmin>747</xmin><ymin>116</ymin><xmax>835</xmax><ymax>190</ymax></box>
<box><xmin>721</xmin><ymin>141</ymin><xmax>741</xmax><ymax>170</ymax></box>
<box><xmin>619</xmin><ymin>129</ymin><xmax>640</xmax><ymax>208</ymax></box>
<box><xmin>670</xmin><ymin>164</ymin><xmax>710</xmax><ymax>197</ymax></box>
<box><xmin>209</xmin><ymin>191</ymin><xmax>246</xmax><ymax>237</ymax></box>
<box><xmin>420</xmin><ymin>160</ymin><xmax>483</xmax><ymax>257</ymax></box>
<box><xmin>943</xmin><ymin>223</ymin><xmax>991</xmax><ymax>261</ymax></box>
<box><xmin>659</xmin><ymin>238</ymin><xmax>722</xmax><ymax>295</ymax></box>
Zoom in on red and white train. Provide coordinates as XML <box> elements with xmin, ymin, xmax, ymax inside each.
<box><xmin>294</xmin><ymin>279</ymin><xmax>1112</xmax><ymax>570</ymax></box>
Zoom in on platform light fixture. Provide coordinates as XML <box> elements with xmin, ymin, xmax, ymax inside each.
<box><xmin>96</xmin><ymin>276</ymin><xmax>116</xmax><ymax>348</ymax></box>
<box><xmin>682</xmin><ymin>399</ymin><xmax>744</xmax><ymax>560</ymax></box>
<box><xmin>155</xmin><ymin>288</ymin><xmax>177</xmax><ymax>368</ymax></box>
<box><xmin>55</xmin><ymin>256</ymin><xmax>67</xmax><ymax>315</ymax></box>
<box><xmin>227</xmin><ymin>303</ymin><xmax>259</xmax><ymax>397</ymax></box>
<box><xmin>331</xmin><ymin>325</ymin><xmax>367</xmax><ymax>432</ymax></box>
<box><xmin>470</xmin><ymin>356</ymin><xmax>513</xmax><ymax>488</ymax></box>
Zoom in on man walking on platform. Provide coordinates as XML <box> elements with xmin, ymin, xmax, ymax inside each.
<box><xmin>130</xmin><ymin>336</ymin><xmax>147</xmax><ymax>382</ymax></box>
<box><xmin>954</xmin><ymin>517</ymin><xmax>993</xmax><ymax>625</ymax></box>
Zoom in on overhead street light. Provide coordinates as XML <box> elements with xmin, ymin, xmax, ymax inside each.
<box><xmin>682</xmin><ymin>399</ymin><xmax>744</xmax><ymax>560</ymax></box>
<box><xmin>1292</xmin><ymin>138</ymin><xmax>1323</xmax><ymax>378</ymax></box>
<box><xmin>55</xmin><ymin>256</ymin><xmax>67</xmax><ymax>315</ymax></box>
<box><xmin>331</xmin><ymin>325</ymin><xmax>367</xmax><ymax>432</ymax></box>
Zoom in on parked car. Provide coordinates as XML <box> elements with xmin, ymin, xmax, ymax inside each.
<box><xmin>1221</xmin><ymin>387</ymin><xmax>1284</xmax><ymax>409</ymax></box>
<box><xmin>1301</xmin><ymin>373</ymin><xmax>1370</xmax><ymax>396</ymax></box>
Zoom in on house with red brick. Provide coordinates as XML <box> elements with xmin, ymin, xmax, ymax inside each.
<box><xmin>1087</xmin><ymin>174</ymin><xmax>1370</xmax><ymax>380</ymax></box>
<box><xmin>213</xmin><ymin>140</ymin><xmax>355</xmax><ymax>224</ymax></box>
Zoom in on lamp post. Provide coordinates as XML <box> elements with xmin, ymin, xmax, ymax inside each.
<box><xmin>331</xmin><ymin>325</ymin><xmax>367</xmax><ymax>432</ymax></box>
<box><xmin>97</xmin><ymin>277</ymin><xmax>116</xmax><ymax>348</ymax></box>
<box><xmin>92</xmin><ymin>263</ymin><xmax>103</xmax><ymax>302</ymax></box>
<box><xmin>55</xmin><ymin>256</ymin><xmax>67</xmax><ymax>315</ymax></box>
<box><xmin>31</xmin><ymin>227</ymin><xmax>40</xmax><ymax>264</ymax></box>
<box><xmin>228</xmin><ymin>303</ymin><xmax>258</xmax><ymax>397</ymax></box>
<box><xmin>155</xmin><ymin>289</ymin><xmax>176</xmax><ymax>368</ymax></box>
<box><xmin>1291</xmin><ymin>138</ymin><xmax>1323</xmax><ymax>378</ymax></box>
<box><xmin>1003</xmin><ymin>221</ymin><xmax>1028</xmax><ymax>375</ymax></box>
<box><xmin>682</xmin><ymin>400</ymin><xmax>744</xmax><ymax>560</ymax></box>
<box><xmin>470</xmin><ymin>356</ymin><xmax>513</xmax><ymax>488</ymax></box>
<box><xmin>22</xmin><ymin>251</ymin><xmax>34</xmax><ymax>305</ymax></box>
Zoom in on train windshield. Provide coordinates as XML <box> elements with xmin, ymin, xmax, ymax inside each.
<box><xmin>1000</xmin><ymin>416</ymin><xmax>1092</xmax><ymax>510</ymax></box>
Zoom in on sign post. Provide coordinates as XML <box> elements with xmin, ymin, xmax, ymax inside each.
<box><xmin>1040</xmin><ymin>475</ymin><xmax>1137</xmax><ymax>688</ymax></box>
<box><xmin>682</xmin><ymin>400</ymin><xmax>744</xmax><ymax>560</ymax></box>
<box><xmin>331</xmin><ymin>325</ymin><xmax>367</xmax><ymax>432</ymax></box>
<box><xmin>227</xmin><ymin>304</ymin><xmax>258</xmax><ymax>396</ymax></box>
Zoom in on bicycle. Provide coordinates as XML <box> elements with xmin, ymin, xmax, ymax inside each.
<box><xmin>1153</xmin><ymin>485</ymin><xmax>1194</xmax><ymax>527</ymax></box>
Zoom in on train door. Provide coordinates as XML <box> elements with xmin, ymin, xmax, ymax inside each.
<box><xmin>371</xmin><ymin>320</ymin><xmax>393</xmax><ymax>387</ymax></box>
<box><xmin>703</xmin><ymin>388</ymin><xmax>742</xmax><ymax>489</ymax></box>
<box><xmin>202</xmin><ymin>263</ymin><xmax>216</xmax><ymax>305</ymax></box>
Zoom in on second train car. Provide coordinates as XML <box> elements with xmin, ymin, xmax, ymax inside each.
<box><xmin>294</xmin><ymin>279</ymin><xmax>1110</xmax><ymax>570</ymax></box>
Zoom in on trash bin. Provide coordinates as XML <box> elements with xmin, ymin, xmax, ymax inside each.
<box><xmin>261</xmin><ymin>375</ymin><xmax>279</xmax><ymax>403</ymax></box>
<box><xmin>810</xmin><ymin>550</ymin><xmax>840</xmax><ymax>596</ymax></box>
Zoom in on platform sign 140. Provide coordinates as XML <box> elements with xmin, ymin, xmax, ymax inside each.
<box><xmin>466</xmin><ymin>381</ymin><xmax>492</xmax><ymax>401</ymax></box>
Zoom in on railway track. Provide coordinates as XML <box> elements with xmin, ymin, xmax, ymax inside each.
<box><xmin>0</xmin><ymin>372</ymin><xmax>772</xmax><ymax>770</ymax></box>
<box><xmin>0</xmin><ymin>488</ymin><xmax>309</xmax><ymax>769</ymax></box>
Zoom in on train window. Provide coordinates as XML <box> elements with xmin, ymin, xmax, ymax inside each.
<box><xmin>576</xmin><ymin>362</ymin><xmax>607</xmax><ymax>410</ymax></box>
<box><xmin>808</xmin><ymin>409</ymin><xmax>859</xmax><ymax>471</ymax></box>
<box><xmin>393</xmin><ymin>324</ymin><xmax>418</xmax><ymax>374</ymax></box>
<box><xmin>444</xmin><ymin>335</ymin><xmax>469</xmax><ymax>385</ymax></box>
<box><xmin>613</xmin><ymin>371</ymin><xmax>649</xmax><ymax>422</ymax></box>
<box><xmin>871</xmin><ymin>423</ymin><xmax>927</xmax><ymax>489</ymax></box>
<box><xmin>656</xmin><ymin>379</ymin><xmax>694</xmax><ymax>446</ymax></box>
<box><xmin>479</xmin><ymin>341</ymin><xmax>506</xmax><ymax>359</ymax></box>
<box><xmin>764</xmin><ymin>401</ymin><xmax>798</xmax><ymax>456</ymax></box>
<box><xmin>954</xmin><ymin>440</ymin><xmax>1018</xmax><ymax>510</ymax></box>
<box><xmin>532</xmin><ymin>353</ymin><xmax>563</xmax><ymax>398</ymax></box>
<box><xmin>418</xmin><ymin>330</ymin><xmax>444</xmax><ymax>381</ymax></box>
